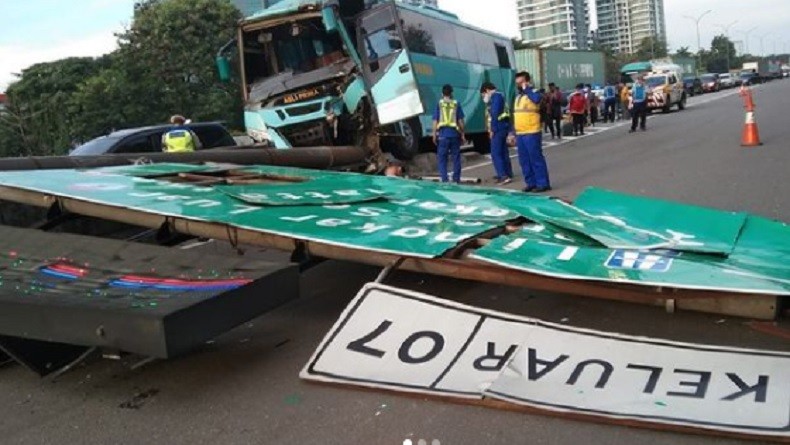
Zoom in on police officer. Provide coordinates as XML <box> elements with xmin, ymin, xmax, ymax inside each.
<box><xmin>629</xmin><ymin>76</ymin><xmax>649</xmax><ymax>133</ymax></box>
<box><xmin>512</xmin><ymin>72</ymin><xmax>551</xmax><ymax>193</ymax></box>
<box><xmin>481</xmin><ymin>82</ymin><xmax>513</xmax><ymax>185</ymax></box>
<box><xmin>162</xmin><ymin>115</ymin><xmax>202</xmax><ymax>153</ymax></box>
<box><xmin>432</xmin><ymin>84</ymin><xmax>466</xmax><ymax>183</ymax></box>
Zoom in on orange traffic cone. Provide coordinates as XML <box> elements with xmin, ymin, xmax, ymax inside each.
<box><xmin>741</xmin><ymin>111</ymin><xmax>762</xmax><ymax>147</ymax></box>
<box><xmin>740</xmin><ymin>86</ymin><xmax>762</xmax><ymax>147</ymax></box>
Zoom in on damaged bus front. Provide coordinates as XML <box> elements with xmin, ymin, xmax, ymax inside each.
<box><xmin>217</xmin><ymin>0</ymin><xmax>516</xmax><ymax>160</ymax></box>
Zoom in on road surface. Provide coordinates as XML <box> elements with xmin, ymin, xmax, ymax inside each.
<box><xmin>0</xmin><ymin>80</ymin><xmax>788</xmax><ymax>445</ymax></box>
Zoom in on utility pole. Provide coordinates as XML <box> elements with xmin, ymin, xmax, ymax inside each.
<box><xmin>714</xmin><ymin>20</ymin><xmax>737</xmax><ymax>70</ymax></box>
<box><xmin>683</xmin><ymin>10</ymin><xmax>713</xmax><ymax>75</ymax></box>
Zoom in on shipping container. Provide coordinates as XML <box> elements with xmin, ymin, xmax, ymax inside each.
<box><xmin>671</xmin><ymin>56</ymin><xmax>696</xmax><ymax>77</ymax></box>
<box><xmin>514</xmin><ymin>49</ymin><xmax>606</xmax><ymax>91</ymax></box>
<box><xmin>514</xmin><ymin>49</ymin><xmax>542</xmax><ymax>83</ymax></box>
<box><xmin>542</xmin><ymin>49</ymin><xmax>605</xmax><ymax>91</ymax></box>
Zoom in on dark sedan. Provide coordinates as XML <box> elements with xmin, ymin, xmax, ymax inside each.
<box><xmin>740</xmin><ymin>72</ymin><xmax>762</xmax><ymax>86</ymax></box>
<box><xmin>70</xmin><ymin>122</ymin><xmax>237</xmax><ymax>156</ymax></box>
<box><xmin>683</xmin><ymin>76</ymin><xmax>704</xmax><ymax>96</ymax></box>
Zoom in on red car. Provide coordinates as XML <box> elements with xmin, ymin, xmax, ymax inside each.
<box><xmin>700</xmin><ymin>73</ymin><xmax>721</xmax><ymax>92</ymax></box>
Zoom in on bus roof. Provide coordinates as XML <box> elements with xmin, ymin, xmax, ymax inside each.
<box><xmin>243</xmin><ymin>0</ymin><xmax>324</xmax><ymax>23</ymax></box>
<box><xmin>241</xmin><ymin>0</ymin><xmax>511</xmax><ymax>43</ymax></box>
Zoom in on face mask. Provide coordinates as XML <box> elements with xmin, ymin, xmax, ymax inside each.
<box><xmin>483</xmin><ymin>93</ymin><xmax>491</xmax><ymax>104</ymax></box>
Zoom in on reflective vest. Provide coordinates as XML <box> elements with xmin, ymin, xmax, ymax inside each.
<box><xmin>604</xmin><ymin>85</ymin><xmax>616</xmax><ymax>99</ymax></box>
<box><xmin>163</xmin><ymin>129</ymin><xmax>196</xmax><ymax>153</ymax></box>
<box><xmin>438</xmin><ymin>99</ymin><xmax>459</xmax><ymax>128</ymax></box>
<box><xmin>632</xmin><ymin>83</ymin><xmax>647</xmax><ymax>102</ymax></box>
<box><xmin>491</xmin><ymin>91</ymin><xmax>510</xmax><ymax>122</ymax></box>
<box><xmin>513</xmin><ymin>94</ymin><xmax>541</xmax><ymax>134</ymax></box>
<box><xmin>486</xmin><ymin>91</ymin><xmax>510</xmax><ymax>132</ymax></box>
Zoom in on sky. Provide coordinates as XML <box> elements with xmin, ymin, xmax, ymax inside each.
<box><xmin>2</xmin><ymin>0</ymin><xmax>789</xmax><ymax>90</ymax></box>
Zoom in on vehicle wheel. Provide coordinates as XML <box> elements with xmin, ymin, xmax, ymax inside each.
<box><xmin>389</xmin><ymin>118</ymin><xmax>421</xmax><ymax>161</ymax></box>
<box><xmin>471</xmin><ymin>134</ymin><xmax>491</xmax><ymax>154</ymax></box>
<box><xmin>662</xmin><ymin>103</ymin><xmax>671</xmax><ymax>113</ymax></box>
<box><xmin>678</xmin><ymin>94</ymin><xmax>686</xmax><ymax>110</ymax></box>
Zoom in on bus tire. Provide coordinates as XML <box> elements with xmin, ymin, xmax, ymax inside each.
<box><xmin>389</xmin><ymin>118</ymin><xmax>421</xmax><ymax>161</ymax></box>
<box><xmin>472</xmin><ymin>134</ymin><xmax>491</xmax><ymax>154</ymax></box>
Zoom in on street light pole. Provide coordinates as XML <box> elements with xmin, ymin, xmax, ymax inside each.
<box><xmin>759</xmin><ymin>32</ymin><xmax>772</xmax><ymax>56</ymax></box>
<box><xmin>684</xmin><ymin>10</ymin><xmax>713</xmax><ymax>75</ymax></box>
<box><xmin>739</xmin><ymin>26</ymin><xmax>758</xmax><ymax>55</ymax></box>
<box><xmin>714</xmin><ymin>20</ymin><xmax>737</xmax><ymax>70</ymax></box>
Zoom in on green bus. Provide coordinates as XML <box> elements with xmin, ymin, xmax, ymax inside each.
<box><xmin>217</xmin><ymin>0</ymin><xmax>516</xmax><ymax>159</ymax></box>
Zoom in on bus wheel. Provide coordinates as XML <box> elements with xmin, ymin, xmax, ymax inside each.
<box><xmin>390</xmin><ymin>118</ymin><xmax>421</xmax><ymax>161</ymax></box>
<box><xmin>472</xmin><ymin>134</ymin><xmax>491</xmax><ymax>154</ymax></box>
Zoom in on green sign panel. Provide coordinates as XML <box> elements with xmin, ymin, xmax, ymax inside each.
<box><xmin>0</xmin><ymin>165</ymin><xmax>520</xmax><ymax>258</ymax></box>
<box><xmin>573</xmin><ymin>188</ymin><xmax>747</xmax><ymax>255</ymax></box>
<box><xmin>472</xmin><ymin>219</ymin><xmax>790</xmax><ymax>296</ymax></box>
<box><xmin>0</xmin><ymin>164</ymin><xmax>787</xmax><ymax>295</ymax></box>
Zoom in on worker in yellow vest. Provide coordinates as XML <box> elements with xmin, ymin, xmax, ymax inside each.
<box><xmin>162</xmin><ymin>115</ymin><xmax>202</xmax><ymax>153</ymax></box>
<box><xmin>432</xmin><ymin>84</ymin><xmax>466</xmax><ymax>183</ymax></box>
<box><xmin>511</xmin><ymin>71</ymin><xmax>551</xmax><ymax>192</ymax></box>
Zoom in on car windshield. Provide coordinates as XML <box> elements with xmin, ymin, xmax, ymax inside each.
<box><xmin>701</xmin><ymin>75</ymin><xmax>716</xmax><ymax>82</ymax></box>
<box><xmin>646</xmin><ymin>76</ymin><xmax>667</xmax><ymax>88</ymax></box>
<box><xmin>70</xmin><ymin>135</ymin><xmax>122</xmax><ymax>156</ymax></box>
<box><xmin>719</xmin><ymin>74</ymin><xmax>730</xmax><ymax>79</ymax></box>
<box><xmin>683</xmin><ymin>77</ymin><xmax>695</xmax><ymax>82</ymax></box>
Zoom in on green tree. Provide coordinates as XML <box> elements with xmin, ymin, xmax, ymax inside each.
<box><xmin>675</xmin><ymin>46</ymin><xmax>692</xmax><ymax>58</ymax></box>
<box><xmin>709</xmin><ymin>34</ymin><xmax>737</xmax><ymax>71</ymax></box>
<box><xmin>635</xmin><ymin>36</ymin><xmax>668</xmax><ymax>60</ymax></box>
<box><xmin>3</xmin><ymin>57</ymin><xmax>108</xmax><ymax>155</ymax></box>
<box><xmin>1</xmin><ymin>0</ymin><xmax>243</xmax><ymax>157</ymax></box>
<box><xmin>111</xmin><ymin>0</ymin><xmax>242</xmax><ymax>125</ymax></box>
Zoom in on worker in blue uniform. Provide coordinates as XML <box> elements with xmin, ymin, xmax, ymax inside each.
<box><xmin>629</xmin><ymin>76</ymin><xmax>649</xmax><ymax>133</ymax></box>
<box><xmin>481</xmin><ymin>82</ymin><xmax>513</xmax><ymax>185</ymax></box>
<box><xmin>432</xmin><ymin>84</ymin><xmax>466</xmax><ymax>183</ymax></box>
<box><xmin>512</xmin><ymin>71</ymin><xmax>551</xmax><ymax>193</ymax></box>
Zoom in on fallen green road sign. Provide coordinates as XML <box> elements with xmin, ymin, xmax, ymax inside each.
<box><xmin>0</xmin><ymin>164</ymin><xmax>786</xmax><ymax>296</ymax></box>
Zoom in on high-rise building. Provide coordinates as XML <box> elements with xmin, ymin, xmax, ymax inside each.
<box><xmin>517</xmin><ymin>0</ymin><xmax>590</xmax><ymax>50</ymax></box>
<box><xmin>596</xmin><ymin>0</ymin><xmax>666</xmax><ymax>54</ymax></box>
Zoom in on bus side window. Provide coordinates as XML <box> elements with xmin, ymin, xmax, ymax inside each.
<box><xmin>495</xmin><ymin>44</ymin><xmax>510</xmax><ymax>69</ymax></box>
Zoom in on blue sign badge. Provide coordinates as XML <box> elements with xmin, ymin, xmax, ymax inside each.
<box><xmin>605</xmin><ymin>250</ymin><xmax>677</xmax><ymax>273</ymax></box>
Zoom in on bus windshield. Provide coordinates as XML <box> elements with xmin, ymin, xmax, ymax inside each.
<box><xmin>242</xmin><ymin>17</ymin><xmax>348</xmax><ymax>101</ymax></box>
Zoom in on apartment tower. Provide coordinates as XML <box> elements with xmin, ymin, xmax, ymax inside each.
<box><xmin>596</xmin><ymin>0</ymin><xmax>666</xmax><ymax>54</ymax></box>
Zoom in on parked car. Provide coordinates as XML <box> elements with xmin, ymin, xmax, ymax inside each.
<box><xmin>718</xmin><ymin>73</ymin><xmax>735</xmax><ymax>89</ymax></box>
<box><xmin>683</xmin><ymin>76</ymin><xmax>704</xmax><ymax>96</ymax></box>
<box><xmin>70</xmin><ymin>122</ymin><xmax>237</xmax><ymax>156</ymax></box>
<box><xmin>700</xmin><ymin>73</ymin><xmax>721</xmax><ymax>92</ymax></box>
<box><xmin>732</xmin><ymin>73</ymin><xmax>743</xmax><ymax>86</ymax></box>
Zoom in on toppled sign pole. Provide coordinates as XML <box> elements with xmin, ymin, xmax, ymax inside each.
<box><xmin>0</xmin><ymin>164</ymin><xmax>786</xmax><ymax>320</ymax></box>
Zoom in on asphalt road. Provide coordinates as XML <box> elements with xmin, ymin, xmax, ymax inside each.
<box><xmin>1</xmin><ymin>81</ymin><xmax>788</xmax><ymax>445</ymax></box>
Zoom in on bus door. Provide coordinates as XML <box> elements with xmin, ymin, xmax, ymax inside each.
<box><xmin>356</xmin><ymin>4</ymin><xmax>423</xmax><ymax>125</ymax></box>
